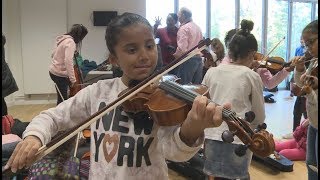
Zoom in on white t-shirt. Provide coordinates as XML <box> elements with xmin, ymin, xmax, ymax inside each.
<box><xmin>202</xmin><ymin>64</ymin><xmax>265</xmax><ymax>144</ymax></box>
<box><xmin>23</xmin><ymin>77</ymin><xmax>203</xmax><ymax>180</ymax></box>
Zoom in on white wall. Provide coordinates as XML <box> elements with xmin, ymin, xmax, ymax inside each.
<box><xmin>2</xmin><ymin>0</ymin><xmax>146</xmax><ymax>102</ymax></box>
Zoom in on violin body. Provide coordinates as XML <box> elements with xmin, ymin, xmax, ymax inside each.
<box><xmin>255</xmin><ymin>53</ymin><xmax>289</xmax><ymax>72</ymax></box>
<box><xmin>69</xmin><ymin>63</ymin><xmax>83</xmax><ymax>97</ymax></box>
<box><xmin>145</xmin><ymin>84</ymin><xmax>208</xmax><ymax>126</ymax></box>
<box><xmin>297</xmin><ymin>58</ymin><xmax>318</xmax><ymax>96</ymax></box>
<box><xmin>120</xmin><ymin>75</ymin><xmax>209</xmax><ymax>126</ymax></box>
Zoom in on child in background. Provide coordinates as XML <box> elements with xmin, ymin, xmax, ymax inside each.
<box><xmin>222</xmin><ymin>28</ymin><xmax>293</xmax><ymax>90</ymax></box>
<box><xmin>292</xmin><ymin>19</ymin><xmax>318</xmax><ymax>180</ymax></box>
<box><xmin>4</xmin><ymin>13</ymin><xmax>228</xmax><ymax>180</ymax></box>
<box><xmin>275</xmin><ymin>119</ymin><xmax>309</xmax><ymax>161</ymax></box>
<box><xmin>49</xmin><ymin>24</ymin><xmax>88</xmax><ymax>105</ymax></box>
<box><xmin>202</xmin><ymin>19</ymin><xmax>265</xmax><ymax>180</ymax></box>
<box><xmin>211</xmin><ymin>38</ymin><xmax>225</xmax><ymax>66</ymax></box>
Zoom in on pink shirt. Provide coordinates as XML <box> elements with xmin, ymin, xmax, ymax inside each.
<box><xmin>174</xmin><ymin>21</ymin><xmax>203</xmax><ymax>58</ymax></box>
<box><xmin>219</xmin><ymin>56</ymin><xmax>290</xmax><ymax>89</ymax></box>
<box><xmin>49</xmin><ymin>35</ymin><xmax>77</xmax><ymax>84</ymax></box>
<box><xmin>256</xmin><ymin>68</ymin><xmax>290</xmax><ymax>89</ymax></box>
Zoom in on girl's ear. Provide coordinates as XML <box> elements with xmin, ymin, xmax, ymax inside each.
<box><xmin>108</xmin><ymin>54</ymin><xmax>119</xmax><ymax>67</ymax></box>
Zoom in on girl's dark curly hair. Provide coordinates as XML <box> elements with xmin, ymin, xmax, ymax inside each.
<box><xmin>228</xmin><ymin>19</ymin><xmax>258</xmax><ymax>61</ymax></box>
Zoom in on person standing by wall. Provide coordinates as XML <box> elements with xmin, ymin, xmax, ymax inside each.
<box><xmin>2</xmin><ymin>33</ymin><xmax>19</xmax><ymax>116</ymax></box>
<box><xmin>49</xmin><ymin>24</ymin><xmax>88</xmax><ymax>105</ymax></box>
<box><xmin>173</xmin><ymin>7</ymin><xmax>203</xmax><ymax>84</ymax></box>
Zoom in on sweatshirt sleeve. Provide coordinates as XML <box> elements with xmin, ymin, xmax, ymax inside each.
<box><xmin>257</xmin><ymin>68</ymin><xmax>289</xmax><ymax>89</ymax></box>
<box><xmin>64</xmin><ymin>40</ymin><xmax>77</xmax><ymax>84</ymax></box>
<box><xmin>249</xmin><ymin>74</ymin><xmax>266</xmax><ymax>128</ymax></box>
<box><xmin>22</xmin><ymin>85</ymin><xmax>92</xmax><ymax>145</ymax></box>
<box><xmin>157</xmin><ymin>126</ymin><xmax>203</xmax><ymax>162</ymax></box>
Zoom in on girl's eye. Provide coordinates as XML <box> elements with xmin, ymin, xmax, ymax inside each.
<box><xmin>127</xmin><ymin>47</ymin><xmax>137</xmax><ymax>54</ymax></box>
<box><xmin>146</xmin><ymin>43</ymin><xmax>155</xmax><ymax>50</ymax></box>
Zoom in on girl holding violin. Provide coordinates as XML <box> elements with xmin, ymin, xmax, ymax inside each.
<box><xmin>202</xmin><ymin>38</ymin><xmax>225</xmax><ymax>78</ymax></box>
<box><xmin>222</xmin><ymin>28</ymin><xmax>294</xmax><ymax>90</ymax></box>
<box><xmin>202</xmin><ymin>20</ymin><xmax>265</xmax><ymax>180</ymax></box>
<box><xmin>49</xmin><ymin>24</ymin><xmax>88</xmax><ymax>105</ymax></box>
<box><xmin>4</xmin><ymin>13</ymin><xmax>228</xmax><ymax>179</ymax></box>
<box><xmin>292</xmin><ymin>20</ymin><xmax>318</xmax><ymax>180</ymax></box>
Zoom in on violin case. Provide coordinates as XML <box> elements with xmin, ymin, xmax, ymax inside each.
<box><xmin>166</xmin><ymin>149</ymin><xmax>206</xmax><ymax>180</ymax></box>
<box><xmin>252</xmin><ymin>153</ymin><xmax>294</xmax><ymax>172</ymax></box>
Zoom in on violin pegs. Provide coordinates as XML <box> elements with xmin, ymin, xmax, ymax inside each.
<box><xmin>234</xmin><ymin>144</ymin><xmax>250</xmax><ymax>157</ymax></box>
<box><xmin>254</xmin><ymin>123</ymin><xmax>267</xmax><ymax>133</ymax></box>
<box><xmin>221</xmin><ymin>130</ymin><xmax>235</xmax><ymax>143</ymax></box>
<box><xmin>245</xmin><ymin>111</ymin><xmax>255</xmax><ymax>123</ymax></box>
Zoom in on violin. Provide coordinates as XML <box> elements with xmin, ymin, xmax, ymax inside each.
<box><xmin>254</xmin><ymin>52</ymin><xmax>291</xmax><ymax>72</ymax></box>
<box><xmin>69</xmin><ymin>51</ymin><xmax>84</xmax><ymax>97</ymax></box>
<box><xmin>120</xmin><ymin>75</ymin><xmax>275</xmax><ymax>157</ymax></box>
<box><xmin>298</xmin><ymin>58</ymin><xmax>318</xmax><ymax>96</ymax></box>
<box><xmin>202</xmin><ymin>49</ymin><xmax>218</xmax><ymax>68</ymax></box>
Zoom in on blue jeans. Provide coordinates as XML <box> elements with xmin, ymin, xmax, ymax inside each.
<box><xmin>176</xmin><ymin>56</ymin><xmax>203</xmax><ymax>85</ymax></box>
<box><xmin>306</xmin><ymin>125</ymin><xmax>318</xmax><ymax>180</ymax></box>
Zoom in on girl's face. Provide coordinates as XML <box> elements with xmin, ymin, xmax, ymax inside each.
<box><xmin>109</xmin><ymin>23</ymin><xmax>158</xmax><ymax>86</ymax></box>
<box><xmin>303</xmin><ymin>31</ymin><xmax>318</xmax><ymax>58</ymax></box>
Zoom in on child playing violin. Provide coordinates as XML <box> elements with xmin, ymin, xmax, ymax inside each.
<box><xmin>292</xmin><ymin>19</ymin><xmax>318</xmax><ymax>180</ymax></box>
<box><xmin>4</xmin><ymin>13</ymin><xmax>228</xmax><ymax>180</ymax></box>
<box><xmin>202</xmin><ymin>19</ymin><xmax>265</xmax><ymax>180</ymax></box>
<box><xmin>222</xmin><ymin>28</ymin><xmax>294</xmax><ymax>90</ymax></box>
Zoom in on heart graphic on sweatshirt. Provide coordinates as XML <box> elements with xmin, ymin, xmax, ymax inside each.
<box><xmin>103</xmin><ymin>133</ymin><xmax>119</xmax><ymax>163</ymax></box>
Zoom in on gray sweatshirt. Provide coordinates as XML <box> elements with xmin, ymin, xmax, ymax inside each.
<box><xmin>23</xmin><ymin>77</ymin><xmax>203</xmax><ymax>180</ymax></box>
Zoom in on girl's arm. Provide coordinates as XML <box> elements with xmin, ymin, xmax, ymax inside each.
<box><xmin>64</xmin><ymin>40</ymin><xmax>77</xmax><ymax>84</ymax></box>
<box><xmin>257</xmin><ymin>68</ymin><xmax>290</xmax><ymax>89</ymax></box>
<box><xmin>158</xmin><ymin>96</ymin><xmax>225</xmax><ymax>162</ymax></box>
<box><xmin>5</xmin><ymin>85</ymin><xmax>93</xmax><ymax>172</ymax></box>
<box><xmin>157</xmin><ymin>126</ymin><xmax>203</xmax><ymax>162</ymax></box>
<box><xmin>23</xmin><ymin>85</ymin><xmax>92</xmax><ymax>145</ymax></box>
<box><xmin>250</xmin><ymin>74</ymin><xmax>266</xmax><ymax>128</ymax></box>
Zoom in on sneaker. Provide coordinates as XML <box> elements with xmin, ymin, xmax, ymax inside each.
<box><xmin>282</xmin><ymin>133</ymin><xmax>294</xmax><ymax>139</ymax></box>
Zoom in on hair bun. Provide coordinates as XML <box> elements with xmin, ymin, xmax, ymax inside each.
<box><xmin>240</xmin><ymin>19</ymin><xmax>254</xmax><ymax>34</ymax></box>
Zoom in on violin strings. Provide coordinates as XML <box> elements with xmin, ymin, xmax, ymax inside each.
<box><xmin>162</xmin><ymin>81</ymin><xmax>254</xmax><ymax>132</ymax></box>
<box><xmin>160</xmin><ymin>81</ymin><xmax>238</xmax><ymax>121</ymax></box>
<box><xmin>160</xmin><ymin>81</ymin><xmax>255</xmax><ymax>134</ymax></box>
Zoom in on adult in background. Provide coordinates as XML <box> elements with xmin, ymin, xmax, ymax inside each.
<box><xmin>2</xmin><ymin>33</ymin><xmax>19</xmax><ymax>116</ymax></box>
<box><xmin>49</xmin><ymin>24</ymin><xmax>88</xmax><ymax>105</ymax></box>
<box><xmin>154</xmin><ymin>13</ymin><xmax>179</xmax><ymax>72</ymax></box>
<box><xmin>173</xmin><ymin>7</ymin><xmax>203</xmax><ymax>84</ymax></box>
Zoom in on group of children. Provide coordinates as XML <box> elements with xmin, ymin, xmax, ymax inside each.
<box><xmin>3</xmin><ymin>12</ymin><xmax>318</xmax><ymax>180</ymax></box>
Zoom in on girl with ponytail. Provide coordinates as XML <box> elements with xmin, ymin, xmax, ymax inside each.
<box><xmin>202</xmin><ymin>20</ymin><xmax>265</xmax><ymax>180</ymax></box>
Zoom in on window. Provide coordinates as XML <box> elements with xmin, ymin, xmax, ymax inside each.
<box><xmin>239</xmin><ymin>0</ymin><xmax>263</xmax><ymax>51</ymax></box>
<box><xmin>290</xmin><ymin>2</ymin><xmax>312</xmax><ymax>59</ymax></box>
<box><xmin>210</xmin><ymin>0</ymin><xmax>236</xmax><ymax>45</ymax></box>
<box><xmin>146</xmin><ymin>0</ymin><xmax>174</xmax><ymax>29</ymax></box>
<box><xmin>179</xmin><ymin>0</ymin><xmax>207</xmax><ymax>37</ymax></box>
<box><xmin>316</xmin><ymin>3</ymin><xmax>318</xmax><ymax>19</ymax></box>
<box><xmin>267</xmin><ymin>0</ymin><xmax>289</xmax><ymax>89</ymax></box>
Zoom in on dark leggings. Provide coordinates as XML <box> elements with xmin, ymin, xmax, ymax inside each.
<box><xmin>49</xmin><ymin>72</ymin><xmax>69</xmax><ymax>105</ymax></box>
<box><xmin>293</xmin><ymin>96</ymin><xmax>308</xmax><ymax>131</ymax></box>
<box><xmin>2</xmin><ymin>98</ymin><xmax>8</xmax><ymax>116</ymax></box>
